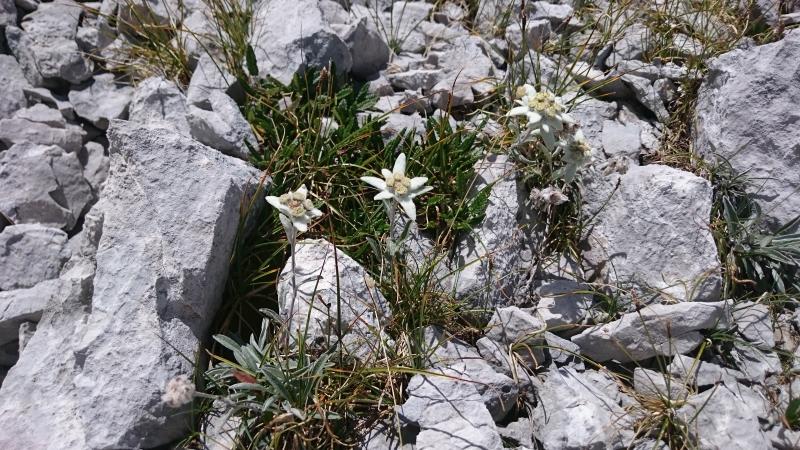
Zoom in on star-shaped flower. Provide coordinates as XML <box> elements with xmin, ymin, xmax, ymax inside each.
<box><xmin>559</xmin><ymin>129</ymin><xmax>594</xmax><ymax>183</ymax></box>
<box><xmin>361</xmin><ymin>153</ymin><xmax>432</xmax><ymax>219</ymax></box>
<box><xmin>266</xmin><ymin>184</ymin><xmax>323</xmax><ymax>234</ymax></box>
<box><xmin>507</xmin><ymin>84</ymin><xmax>574</xmax><ymax>149</ymax></box>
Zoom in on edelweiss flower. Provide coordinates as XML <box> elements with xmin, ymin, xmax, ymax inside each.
<box><xmin>266</xmin><ymin>184</ymin><xmax>323</xmax><ymax>234</ymax></box>
<box><xmin>531</xmin><ymin>186</ymin><xmax>569</xmax><ymax>206</ymax></box>
<box><xmin>507</xmin><ymin>84</ymin><xmax>574</xmax><ymax>149</ymax></box>
<box><xmin>162</xmin><ymin>375</ymin><xmax>195</xmax><ymax>408</ymax></box>
<box><xmin>559</xmin><ymin>129</ymin><xmax>594</xmax><ymax>183</ymax></box>
<box><xmin>361</xmin><ymin>153</ymin><xmax>432</xmax><ymax>219</ymax></box>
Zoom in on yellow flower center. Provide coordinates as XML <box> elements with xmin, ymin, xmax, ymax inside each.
<box><xmin>385</xmin><ymin>172</ymin><xmax>412</xmax><ymax>196</ymax></box>
<box><xmin>280</xmin><ymin>192</ymin><xmax>315</xmax><ymax>217</ymax></box>
<box><xmin>528</xmin><ymin>91</ymin><xmax>562</xmax><ymax>117</ymax></box>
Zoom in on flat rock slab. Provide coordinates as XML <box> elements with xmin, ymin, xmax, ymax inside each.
<box><xmin>694</xmin><ymin>28</ymin><xmax>800</xmax><ymax>232</ymax></box>
<box><xmin>572</xmin><ymin>301</ymin><xmax>731</xmax><ymax>363</ymax></box>
<box><xmin>583</xmin><ymin>164</ymin><xmax>722</xmax><ymax>302</ymax></box>
<box><xmin>0</xmin><ymin>121</ymin><xmax>264</xmax><ymax>449</ymax></box>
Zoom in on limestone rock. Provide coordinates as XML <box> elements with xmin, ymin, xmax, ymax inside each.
<box><xmin>128</xmin><ymin>76</ymin><xmax>191</xmax><ymax>136</ymax></box>
<box><xmin>397</xmin><ymin>369</ymin><xmax>503</xmax><ymax>450</ymax></box>
<box><xmin>341</xmin><ymin>17</ymin><xmax>390</xmax><ymax>79</ymax></box>
<box><xmin>694</xmin><ymin>29</ymin><xmax>800</xmax><ymax>231</ymax></box>
<box><xmin>583</xmin><ymin>164</ymin><xmax>722</xmax><ymax>303</ymax></box>
<box><xmin>188</xmin><ymin>91</ymin><xmax>255</xmax><ymax>160</ymax></box>
<box><xmin>485</xmin><ymin>306</ymin><xmax>546</xmax><ymax>370</ymax></box>
<box><xmin>248</xmin><ymin>0</ymin><xmax>352</xmax><ymax>85</ymax></box>
<box><xmin>0</xmin><ymin>121</ymin><xmax>263</xmax><ymax>448</ymax></box>
<box><xmin>448</xmin><ymin>155</ymin><xmax>536</xmax><ymax>307</ymax></box>
<box><xmin>187</xmin><ymin>53</ymin><xmax>243</xmax><ymax>108</ymax></box>
<box><xmin>0</xmin><ymin>55</ymin><xmax>29</xmax><ymax>120</ymax></box>
<box><xmin>68</xmin><ymin>73</ymin><xmax>133</xmax><ymax>130</ymax></box>
<box><xmin>572</xmin><ymin>301</ymin><xmax>731</xmax><ymax>362</ymax></box>
<box><xmin>532</xmin><ymin>367</ymin><xmax>631</xmax><ymax>450</ymax></box>
<box><xmin>0</xmin><ymin>225</ymin><xmax>69</xmax><ymax>291</ymax></box>
<box><xmin>277</xmin><ymin>239</ymin><xmax>391</xmax><ymax>360</ymax></box>
<box><xmin>0</xmin><ymin>143</ymin><xmax>93</xmax><ymax>230</ymax></box>
<box><xmin>0</xmin><ymin>105</ymin><xmax>86</xmax><ymax>152</ymax></box>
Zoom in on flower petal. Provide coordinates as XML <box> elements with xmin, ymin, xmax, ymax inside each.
<box><xmin>541</xmin><ymin>129</ymin><xmax>556</xmax><ymax>149</ymax></box>
<box><xmin>409</xmin><ymin>177</ymin><xmax>428</xmax><ymax>191</ymax></box>
<box><xmin>393</xmin><ymin>153</ymin><xmax>406</xmax><ymax>175</ymax></box>
<box><xmin>381</xmin><ymin>168</ymin><xmax>393</xmax><ymax>179</ymax></box>
<box><xmin>309</xmin><ymin>208</ymin><xmax>323</xmax><ymax>218</ymax></box>
<box><xmin>526</xmin><ymin>111</ymin><xmax>542</xmax><ymax>124</ymax></box>
<box><xmin>296</xmin><ymin>184</ymin><xmax>308</xmax><ymax>198</ymax></box>
<box><xmin>398</xmin><ymin>197</ymin><xmax>416</xmax><ymax>219</ymax></box>
<box><xmin>374</xmin><ymin>191</ymin><xmax>394</xmax><ymax>200</ymax></box>
<box><xmin>524</xmin><ymin>84</ymin><xmax>536</xmax><ymax>97</ymax></box>
<box><xmin>507</xmin><ymin>106</ymin><xmax>529</xmax><ymax>117</ymax></box>
<box><xmin>266</xmin><ymin>196</ymin><xmax>282</xmax><ymax>210</ymax></box>
<box><xmin>410</xmin><ymin>185</ymin><xmax>433</xmax><ymax>198</ymax></box>
<box><xmin>361</xmin><ymin>176</ymin><xmax>387</xmax><ymax>190</ymax></box>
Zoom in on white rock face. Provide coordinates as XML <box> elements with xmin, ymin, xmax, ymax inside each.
<box><xmin>0</xmin><ymin>122</ymin><xmax>263</xmax><ymax>449</ymax></box>
<box><xmin>397</xmin><ymin>369</ymin><xmax>503</xmax><ymax>450</ymax></box>
<box><xmin>0</xmin><ymin>225</ymin><xmax>69</xmax><ymax>290</ymax></box>
<box><xmin>68</xmin><ymin>73</ymin><xmax>133</xmax><ymax>130</ymax></box>
<box><xmin>572</xmin><ymin>301</ymin><xmax>731</xmax><ymax>362</ymax></box>
<box><xmin>249</xmin><ymin>0</ymin><xmax>352</xmax><ymax>85</ymax></box>
<box><xmin>432</xmin><ymin>35</ymin><xmax>495</xmax><ymax>109</ymax></box>
<box><xmin>583</xmin><ymin>164</ymin><xmax>722</xmax><ymax>302</ymax></box>
<box><xmin>187</xmin><ymin>53</ymin><xmax>242</xmax><ymax>108</ymax></box>
<box><xmin>532</xmin><ymin>367</ymin><xmax>631</xmax><ymax>450</ymax></box>
<box><xmin>277</xmin><ymin>239</ymin><xmax>391</xmax><ymax>360</ymax></box>
<box><xmin>0</xmin><ymin>143</ymin><xmax>93</xmax><ymax>230</ymax></box>
<box><xmin>694</xmin><ymin>29</ymin><xmax>800</xmax><ymax>232</ymax></box>
<box><xmin>0</xmin><ymin>278</ymin><xmax>63</xmax><ymax>348</ymax></box>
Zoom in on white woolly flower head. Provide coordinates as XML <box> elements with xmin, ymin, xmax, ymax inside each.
<box><xmin>361</xmin><ymin>153</ymin><xmax>432</xmax><ymax>220</ymax></box>
<box><xmin>559</xmin><ymin>129</ymin><xmax>594</xmax><ymax>183</ymax></box>
<box><xmin>530</xmin><ymin>186</ymin><xmax>569</xmax><ymax>207</ymax></box>
<box><xmin>507</xmin><ymin>84</ymin><xmax>575</xmax><ymax>149</ymax></box>
<box><xmin>162</xmin><ymin>374</ymin><xmax>195</xmax><ymax>408</ymax></box>
<box><xmin>266</xmin><ymin>184</ymin><xmax>323</xmax><ymax>234</ymax></box>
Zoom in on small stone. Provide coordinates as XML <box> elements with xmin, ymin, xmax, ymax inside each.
<box><xmin>504</xmin><ymin>19</ymin><xmax>551</xmax><ymax>53</ymax></box>
<box><xmin>668</xmin><ymin>354</ymin><xmax>745</xmax><ymax>388</ymax></box>
<box><xmin>386</xmin><ymin>68</ymin><xmax>443</xmax><ymax>92</ymax></box>
<box><xmin>0</xmin><ymin>55</ymin><xmax>29</xmax><ymax>120</ymax></box>
<box><xmin>733</xmin><ymin>301</ymin><xmax>775</xmax><ymax>350</ymax></box>
<box><xmin>534</xmin><ymin>280</ymin><xmax>592</xmax><ymax>333</ymax></box>
<box><xmin>186</xmin><ymin>53</ymin><xmax>243</xmax><ymax>108</ymax></box>
<box><xmin>601</xmin><ymin>119</ymin><xmax>642</xmax><ymax>160</ymax></box>
<box><xmin>341</xmin><ymin>17</ymin><xmax>390</xmax><ymax>79</ymax></box>
<box><xmin>621</xmin><ymin>74</ymin><xmax>670</xmax><ymax>122</ymax></box>
<box><xmin>633</xmin><ymin>367</ymin><xmax>689</xmax><ymax>400</ymax></box>
<box><xmin>0</xmin><ymin>108</ymin><xmax>85</xmax><ymax>152</ymax></box>
<box><xmin>529</xmin><ymin>1</ymin><xmax>574</xmax><ymax>28</ymax></box>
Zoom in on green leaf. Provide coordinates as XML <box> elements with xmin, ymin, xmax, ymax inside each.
<box><xmin>786</xmin><ymin>398</ymin><xmax>800</xmax><ymax>428</ymax></box>
<box><xmin>245</xmin><ymin>44</ymin><xmax>258</xmax><ymax>77</ymax></box>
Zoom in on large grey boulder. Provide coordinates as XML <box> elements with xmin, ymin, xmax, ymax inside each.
<box><xmin>397</xmin><ymin>369</ymin><xmax>503</xmax><ymax>450</ymax></box>
<box><xmin>532</xmin><ymin>367</ymin><xmax>631</xmax><ymax>450</ymax></box>
<box><xmin>572</xmin><ymin>301</ymin><xmax>731</xmax><ymax>362</ymax></box>
<box><xmin>68</xmin><ymin>73</ymin><xmax>133</xmax><ymax>130</ymax></box>
<box><xmin>0</xmin><ymin>55</ymin><xmax>29</xmax><ymax>120</ymax></box>
<box><xmin>583</xmin><ymin>164</ymin><xmax>721</xmax><ymax>303</ymax></box>
<box><xmin>0</xmin><ymin>105</ymin><xmax>86</xmax><ymax>152</ymax></box>
<box><xmin>5</xmin><ymin>0</ymin><xmax>94</xmax><ymax>86</ymax></box>
<box><xmin>0</xmin><ymin>225</ymin><xmax>69</xmax><ymax>291</ymax></box>
<box><xmin>187</xmin><ymin>91</ymin><xmax>255</xmax><ymax>160</ymax></box>
<box><xmin>128</xmin><ymin>77</ymin><xmax>191</xmax><ymax>136</ymax></box>
<box><xmin>447</xmin><ymin>155</ymin><xmax>536</xmax><ymax>307</ymax></box>
<box><xmin>695</xmin><ymin>29</ymin><xmax>800</xmax><ymax>232</ymax></box>
<box><xmin>0</xmin><ymin>143</ymin><xmax>93</xmax><ymax>230</ymax></box>
<box><xmin>277</xmin><ymin>239</ymin><xmax>391</xmax><ymax>360</ymax></box>
<box><xmin>248</xmin><ymin>0</ymin><xmax>352</xmax><ymax>85</ymax></box>
<box><xmin>0</xmin><ymin>122</ymin><xmax>263</xmax><ymax>448</ymax></box>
